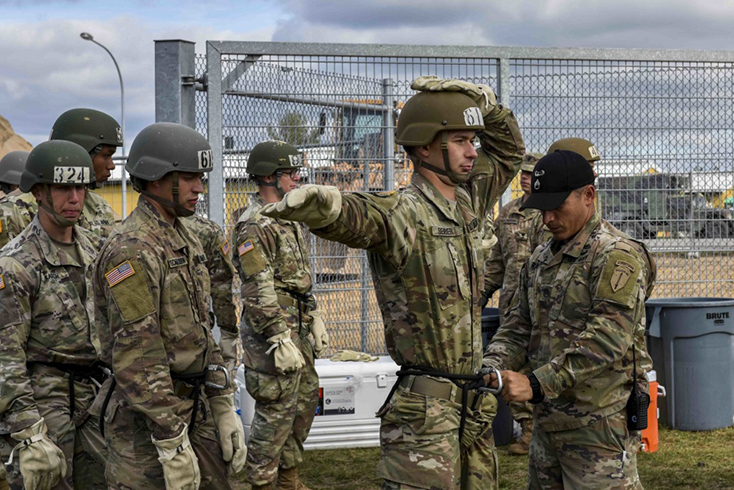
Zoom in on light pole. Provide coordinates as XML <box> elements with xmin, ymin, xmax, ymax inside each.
<box><xmin>80</xmin><ymin>32</ymin><xmax>128</xmax><ymax>216</ymax></box>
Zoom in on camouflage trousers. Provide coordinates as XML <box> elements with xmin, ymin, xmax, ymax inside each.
<box><xmin>103</xmin><ymin>387</ymin><xmax>232</xmax><ymax>490</ymax></box>
<box><xmin>528</xmin><ymin>410</ymin><xmax>643</xmax><ymax>490</ymax></box>
<box><xmin>377</xmin><ymin>377</ymin><xmax>499</xmax><ymax>490</ymax></box>
<box><xmin>243</xmin><ymin>343</ymin><xmax>319</xmax><ymax>487</ymax></box>
<box><xmin>1</xmin><ymin>370</ymin><xmax>107</xmax><ymax>490</ymax></box>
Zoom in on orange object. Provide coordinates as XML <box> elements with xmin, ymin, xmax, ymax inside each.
<box><xmin>641</xmin><ymin>370</ymin><xmax>665</xmax><ymax>453</ymax></box>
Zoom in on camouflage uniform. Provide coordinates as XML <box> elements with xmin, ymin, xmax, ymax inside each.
<box><xmin>94</xmin><ymin>198</ymin><xmax>234</xmax><ymax>490</ymax></box>
<box><xmin>184</xmin><ymin>215</ymin><xmax>239</xmax><ymax>374</ymax></box>
<box><xmin>0</xmin><ymin>217</ymin><xmax>107</xmax><ymax>489</ymax></box>
<box><xmin>277</xmin><ymin>104</ymin><xmax>524</xmax><ymax>489</ymax></box>
<box><xmin>0</xmin><ymin>190</ymin><xmax>115</xmax><ymax>249</ymax></box>
<box><xmin>484</xmin><ymin>213</ymin><xmax>656</xmax><ymax>489</ymax></box>
<box><xmin>233</xmin><ymin>194</ymin><xmax>320</xmax><ymax>487</ymax></box>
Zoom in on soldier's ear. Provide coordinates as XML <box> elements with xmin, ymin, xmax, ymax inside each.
<box><xmin>584</xmin><ymin>185</ymin><xmax>596</xmax><ymax>205</ymax></box>
<box><xmin>415</xmin><ymin>145</ymin><xmax>430</xmax><ymax>160</ymax></box>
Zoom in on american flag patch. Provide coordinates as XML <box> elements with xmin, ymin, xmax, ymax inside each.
<box><xmin>0</xmin><ymin>274</ymin><xmax>5</xmax><ymax>290</ymax></box>
<box><xmin>106</xmin><ymin>260</ymin><xmax>136</xmax><ymax>287</ymax></box>
<box><xmin>238</xmin><ymin>240</ymin><xmax>254</xmax><ymax>256</ymax></box>
<box><xmin>221</xmin><ymin>240</ymin><xmax>231</xmax><ymax>256</ymax></box>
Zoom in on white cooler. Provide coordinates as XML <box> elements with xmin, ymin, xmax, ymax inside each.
<box><xmin>235</xmin><ymin>356</ymin><xmax>400</xmax><ymax>450</ymax></box>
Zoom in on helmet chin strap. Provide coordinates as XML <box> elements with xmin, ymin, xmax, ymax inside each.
<box><xmin>140</xmin><ymin>171</ymin><xmax>195</xmax><ymax>218</ymax></box>
<box><xmin>259</xmin><ymin>174</ymin><xmax>286</xmax><ymax>198</ymax></box>
<box><xmin>38</xmin><ymin>184</ymin><xmax>82</xmax><ymax>228</ymax></box>
<box><xmin>417</xmin><ymin>132</ymin><xmax>467</xmax><ymax>185</ymax></box>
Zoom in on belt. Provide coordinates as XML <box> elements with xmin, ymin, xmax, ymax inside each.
<box><xmin>400</xmin><ymin>375</ymin><xmax>480</xmax><ymax>407</ymax></box>
<box><xmin>28</xmin><ymin>361</ymin><xmax>110</xmax><ymax>419</ymax></box>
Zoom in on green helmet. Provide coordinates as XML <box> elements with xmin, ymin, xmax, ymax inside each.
<box><xmin>395</xmin><ymin>91</ymin><xmax>484</xmax><ymax>147</ymax></box>
<box><xmin>20</xmin><ymin>141</ymin><xmax>95</xmax><ymax>193</ymax></box>
<box><xmin>126</xmin><ymin>122</ymin><xmax>212</xmax><ymax>182</ymax></box>
<box><xmin>547</xmin><ymin>138</ymin><xmax>600</xmax><ymax>163</ymax></box>
<box><xmin>247</xmin><ymin>140</ymin><xmax>303</xmax><ymax>177</ymax></box>
<box><xmin>521</xmin><ymin>152</ymin><xmax>544</xmax><ymax>173</ymax></box>
<box><xmin>0</xmin><ymin>150</ymin><xmax>29</xmax><ymax>186</ymax></box>
<box><xmin>50</xmin><ymin>108</ymin><xmax>123</xmax><ymax>153</ymax></box>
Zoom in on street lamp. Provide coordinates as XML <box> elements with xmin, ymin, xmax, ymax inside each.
<box><xmin>80</xmin><ymin>32</ymin><xmax>128</xmax><ymax>216</ymax></box>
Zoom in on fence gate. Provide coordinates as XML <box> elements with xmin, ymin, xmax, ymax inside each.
<box><xmin>155</xmin><ymin>41</ymin><xmax>734</xmax><ymax>355</ymax></box>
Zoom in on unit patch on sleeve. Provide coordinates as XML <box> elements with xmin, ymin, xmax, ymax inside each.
<box><xmin>238</xmin><ymin>240</ymin><xmax>255</xmax><ymax>256</ymax></box>
<box><xmin>597</xmin><ymin>250</ymin><xmax>640</xmax><ymax>308</ymax></box>
<box><xmin>0</xmin><ymin>273</ymin><xmax>5</xmax><ymax>290</ymax></box>
<box><xmin>221</xmin><ymin>239</ymin><xmax>231</xmax><ymax>256</ymax></box>
<box><xmin>106</xmin><ymin>260</ymin><xmax>136</xmax><ymax>287</ymax></box>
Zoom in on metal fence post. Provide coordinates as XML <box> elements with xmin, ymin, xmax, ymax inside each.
<box><xmin>497</xmin><ymin>57</ymin><xmax>513</xmax><ymax>209</ymax></box>
<box><xmin>155</xmin><ymin>40</ymin><xmax>196</xmax><ymax>128</ymax></box>
<box><xmin>382</xmin><ymin>78</ymin><xmax>395</xmax><ymax>192</ymax></box>
<box><xmin>206</xmin><ymin>42</ymin><xmax>225</xmax><ymax>227</ymax></box>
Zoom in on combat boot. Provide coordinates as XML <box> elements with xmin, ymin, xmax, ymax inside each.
<box><xmin>275</xmin><ymin>467</ymin><xmax>311</xmax><ymax>490</ymax></box>
<box><xmin>507</xmin><ymin>419</ymin><xmax>533</xmax><ymax>455</ymax></box>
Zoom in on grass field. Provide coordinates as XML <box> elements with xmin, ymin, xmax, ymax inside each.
<box><xmin>231</xmin><ymin>425</ymin><xmax>734</xmax><ymax>489</ymax></box>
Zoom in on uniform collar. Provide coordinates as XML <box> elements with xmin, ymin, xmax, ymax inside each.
<box><xmin>410</xmin><ymin>172</ymin><xmax>461</xmax><ymax>225</ymax></box>
<box><xmin>538</xmin><ymin>212</ymin><xmax>600</xmax><ymax>266</ymax></box>
<box><xmin>137</xmin><ymin>198</ymin><xmax>188</xmax><ymax>252</ymax></box>
<box><xmin>30</xmin><ymin>217</ymin><xmax>86</xmax><ymax>268</ymax></box>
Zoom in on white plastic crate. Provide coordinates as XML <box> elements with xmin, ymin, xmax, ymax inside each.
<box><xmin>235</xmin><ymin>356</ymin><xmax>399</xmax><ymax>450</ymax></box>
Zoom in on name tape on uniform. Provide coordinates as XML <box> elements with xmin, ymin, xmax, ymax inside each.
<box><xmin>106</xmin><ymin>260</ymin><xmax>136</xmax><ymax>287</ymax></box>
<box><xmin>238</xmin><ymin>240</ymin><xmax>254</xmax><ymax>256</ymax></box>
<box><xmin>168</xmin><ymin>257</ymin><xmax>186</xmax><ymax>268</ymax></box>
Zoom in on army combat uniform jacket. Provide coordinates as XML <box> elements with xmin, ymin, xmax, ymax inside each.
<box><xmin>0</xmin><ymin>217</ymin><xmax>107</xmax><ymax>488</ymax></box>
<box><xmin>94</xmin><ymin>198</ymin><xmax>231</xmax><ymax>441</ymax></box>
<box><xmin>483</xmin><ymin>196</ymin><xmax>549</xmax><ymax>315</ymax></box>
<box><xmin>484</xmin><ymin>213</ymin><xmax>655</xmax><ymax>432</ymax></box>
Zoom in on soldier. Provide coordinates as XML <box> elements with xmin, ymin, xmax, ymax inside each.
<box><xmin>233</xmin><ymin>140</ymin><xmax>326</xmax><ymax>490</ymax></box>
<box><xmin>0</xmin><ymin>140</ymin><xmax>108</xmax><ymax>489</ymax></box>
<box><xmin>483</xmin><ymin>150</ymin><xmax>656</xmax><ymax>489</ymax></box>
<box><xmin>93</xmin><ymin>122</ymin><xmax>245</xmax><ymax>489</ymax></box>
<box><xmin>547</xmin><ymin>138</ymin><xmax>600</xmax><ymax>177</ymax></box>
<box><xmin>260</xmin><ymin>77</ymin><xmax>525</xmax><ymax>490</ymax></box>
<box><xmin>481</xmin><ymin>152</ymin><xmax>549</xmax><ymax>456</ymax></box>
<box><xmin>184</xmin><ymin>214</ymin><xmax>240</xmax><ymax>378</ymax></box>
<box><xmin>0</xmin><ymin>109</ymin><xmax>123</xmax><ymax>248</ymax></box>
<box><xmin>0</xmin><ymin>151</ymin><xmax>28</xmax><ymax>252</ymax></box>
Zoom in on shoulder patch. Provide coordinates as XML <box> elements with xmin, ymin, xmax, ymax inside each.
<box><xmin>106</xmin><ymin>258</ymin><xmax>156</xmax><ymax>323</ymax></box>
<box><xmin>221</xmin><ymin>239</ymin><xmax>231</xmax><ymax>256</ymax></box>
<box><xmin>106</xmin><ymin>260</ymin><xmax>136</xmax><ymax>287</ymax></box>
<box><xmin>0</xmin><ymin>273</ymin><xmax>4</xmax><ymax>290</ymax></box>
<box><xmin>238</xmin><ymin>240</ymin><xmax>255</xmax><ymax>256</ymax></box>
<box><xmin>597</xmin><ymin>250</ymin><xmax>641</xmax><ymax>308</ymax></box>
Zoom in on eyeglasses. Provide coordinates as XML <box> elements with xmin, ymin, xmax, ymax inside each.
<box><xmin>278</xmin><ymin>169</ymin><xmax>300</xmax><ymax>179</ymax></box>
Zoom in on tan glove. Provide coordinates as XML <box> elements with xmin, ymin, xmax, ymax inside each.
<box><xmin>266</xmin><ymin>329</ymin><xmax>306</xmax><ymax>375</ymax></box>
<box><xmin>218</xmin><ymin>329</ymin><xmax>240</xmax><ymax>374</ymax></box>
<box><xmin>208</xmin><ymin>394</ymin><xmax>246</xmax><ymax>475</ymax></box>
<box><xmin>8</xmin><ymin>418</ymin><xmax>67</xmax><ymax>490</ymax></box>
<box><xmin>152</xmin><ymin>424</ymin><xmax>201</xmax><ymax>490</ymax></box>
<box><xmin>309</xmin><ymin>309</ymin><xmax>330</xmax><ymax>358</ymax></box>
<box><xmin>260</xmin><ymin>185</ymin><xmax>342</xmax><ymax>229</ymax></box>
<box><xmin>330</xmin><ymin>350</ymin><xmax>379</xmax><ymax>362</ymax></box>
<box><xmin>411</xmin><ymin>76</ymin><xmax>497</xmax><ymax>117</ymax></box>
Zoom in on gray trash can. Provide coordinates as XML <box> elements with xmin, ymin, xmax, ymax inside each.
<box><xmin>645</xmin><ymin>297</ymin><xmax>734</xmax><ymax>431</ymax></box>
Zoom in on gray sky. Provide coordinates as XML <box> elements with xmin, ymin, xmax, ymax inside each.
<box><xmin>2</xmin><ymin>0</ymin><xmax>733</xmax><ymax>149</ymax></box>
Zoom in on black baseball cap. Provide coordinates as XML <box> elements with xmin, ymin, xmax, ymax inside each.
<box><xmin>520</xmin><ymin>150</ymin><xmax>596</xmax><ymax>211</ymax></box>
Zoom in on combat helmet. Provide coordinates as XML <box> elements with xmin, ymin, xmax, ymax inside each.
<box><xmin>247</xmin><ymin>140</ymin><xmax>303</xmax><ymax>197</ymax></box>
<box><xmin>0</xmin><ymin>150</ymin><xmax>29</xmax><ymax>192</ymax></box>
<box><xmin>521</xmin><ymin>152</ymin><xmax>544</xmax><ymax>173</ymax></box>
<box><xmin>20</xmin><ymin>140</ymin><xmax>95</xmax><ymax>226</ymax></box>
<box><xmin>50</xmin><ymin>108</ymin><xmax>123</xmax><ymax>153</ymax></box>
<box><xmin>547</xmin><ymin>138</ymin><xmax>600</xmax><ymax>163</ymax></box>
<box><xmin>126</xmin><ymin>122</ymin><xmax>212</xmax><ymax>217</ymax></box>
<box><xmin>396</xmin><ymin>91</ymin><xmax>484</xmax><ymax>184</ymax></box>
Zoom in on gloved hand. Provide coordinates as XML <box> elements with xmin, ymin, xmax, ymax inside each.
<box><xmin>266</xmin><ymin>329</ymin><xmax>306</xmax><ymax>375</ymax></box>
<box><xmin>309</xmin><ymin>309</ymin><xmax>330</xmax><ymax>358</ymax></box>
<box><xmin>218</xmin><ymin>329</ymin><xmax>240</xmax><ymax>374</ymax></box>
<box><xmin>411</xmin><ymin>76</ymin><xmax>497</xmax><ymax>117</ymax></box>
<box><xmin>208</xmin><ymin>394</ymin><xmax>246</xmax><ymax>475</ymax></box>
<box><xmin>330</xmin><ymin>350</ymin><xmax>379</xmax><ymax>362</ymax></box>
<box><xmin>8</xmin><ymin>418</ymin><xmax>67</xmax><ymax>490</ymax></box>
<box><xmin>260</xmin><ymin>185</ymin><xmax>342</xmax><ymax>229</ymax></box>
<box><xmin>151</xmin><ymin>424</ymin><xmax>201</xmax><ymax>490</ymax></box>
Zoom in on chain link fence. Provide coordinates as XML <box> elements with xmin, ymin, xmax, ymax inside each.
<box><xmin>181</xmin><ymin>43</ymin><xmax>734</xmax><ymax>355</ymax></box>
